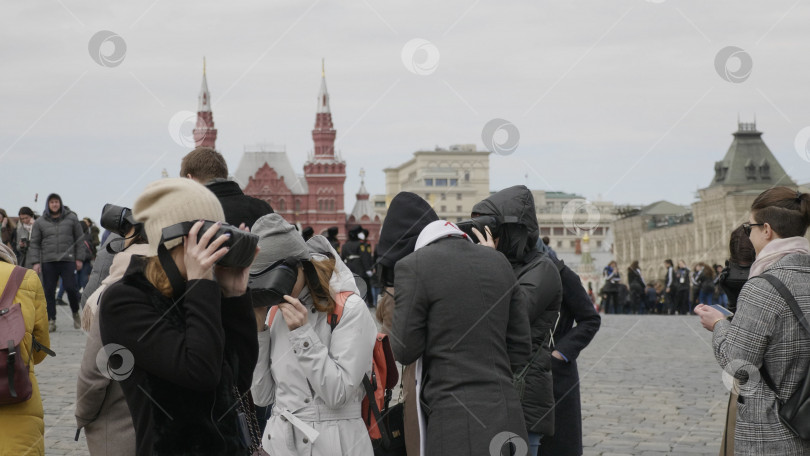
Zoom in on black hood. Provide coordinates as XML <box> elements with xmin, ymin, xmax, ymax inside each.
<box><xmin>471</xmin><ymin>185</ymin><xmax>539</xmax><ymax>263</ymax></box>
<box><xmin>376</xmin><ymin>192</ymin><xmax>438</xmax><ymax>269</ymax></box>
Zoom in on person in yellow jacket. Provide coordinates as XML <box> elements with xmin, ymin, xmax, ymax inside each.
<box><xmin>0</xmin><ymin>243</ymin><xmax>51</xmax><ymax>456</ymax></box>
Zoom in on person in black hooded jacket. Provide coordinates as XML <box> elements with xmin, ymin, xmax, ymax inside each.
<box><xmin>375</xmin><ymin>192</ymin><xmax>438</xmax><ymax>456</ymax></box>
<box><xmin>472</xmin><ymin>185</ymin><xmax>562</xmax><ymax>454</ymax></box>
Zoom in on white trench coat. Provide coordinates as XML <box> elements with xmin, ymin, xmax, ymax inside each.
<box><xmin>252</xmin><ymin>245</ymin><xmax>377</xmax><ymax>456</ymax></box>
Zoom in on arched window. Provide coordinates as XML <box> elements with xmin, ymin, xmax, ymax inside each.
<box><xmin>295</xmin><ymin>199</ymin><xmax>301</xmax><ymax>212</ymax></box>
<box><xmin>318</xmin><ymin>200</ymin><xmax>323</xmax><ymax>211</ymax></box>
<box><xmin>279</xmin><ymin>199</ymin><xmax>286</xmax><ymax>211</ymax></box>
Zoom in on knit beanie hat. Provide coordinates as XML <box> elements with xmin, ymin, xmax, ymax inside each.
<box><xmin>133</xmin><ymin>178</ymin><xmax>226</xmax><ymax>256</ymax></box>
<box><xmin>251</xmin><ymin>213</ymin><xmax>312</xmax><ymax>272</ymax></box>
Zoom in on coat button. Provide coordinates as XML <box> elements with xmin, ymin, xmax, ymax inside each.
<box><xmin>303</xmin><ymin>341</ymin><xmax>310</xmax><ymax>348</ymax></box>
<box><xmin>304</xmin><ymin>398</ymin><xmax>310</xmax><ymax>404</ymax></box>
<box><xmin>303</xmin><ymin>438</ymin><xmax>309</xmax><ymax>444</ymax></box>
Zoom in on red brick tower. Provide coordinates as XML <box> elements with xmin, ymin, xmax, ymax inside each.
<box><xmin>193</xmin><ymin>57</ymin><xmax>217</xmax><ymax>148</ymax></box>
<box><xmin>303</xmin><ymin>60</ymin><xmax>346</xmax><ymax>238</ymax></box>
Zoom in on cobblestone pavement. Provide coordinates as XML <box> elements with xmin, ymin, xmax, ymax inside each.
<box><xmin>37</xmin><ymin>307</ymin><xmax>728</xmax><ymax>455</ymax></box>
<box><xmin>578</xmin><ymin>315</ymin><xmax>728</xmax><ymax>456</ymax></box>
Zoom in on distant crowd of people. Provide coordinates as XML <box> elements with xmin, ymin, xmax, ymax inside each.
<box><xmin>599</xmin><ymin>258</ymin><xmax>740</xmax><ymax>315</ymax></box>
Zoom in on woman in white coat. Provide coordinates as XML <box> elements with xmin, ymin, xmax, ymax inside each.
<box><xmin>250</xmin><ymin>214</ymin><xmax>377</xmax><ymax>456</ymax></box>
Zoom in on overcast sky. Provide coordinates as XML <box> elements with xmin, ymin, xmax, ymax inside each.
<box><xmin>3</xmin><ymin>0</ymin><xmax>810</xmax><ymax>222</ymax></box>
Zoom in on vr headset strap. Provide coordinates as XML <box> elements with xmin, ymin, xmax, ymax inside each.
<box><xmin>158</xmin><ymin>243</ymin><xmax>187</xmax><ymax>301</ymax></box>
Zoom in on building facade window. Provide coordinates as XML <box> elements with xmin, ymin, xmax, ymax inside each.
<box><xmin>425</xmin><ymin>178</ymin><xmax>434</xmax><ymax>186</ymax></box>
<box><xmin>436</xmin><ymin>178</ymin><xmax>448</xmax><ymax>186</ymax></box>
<box><xmin>553</xmin><ymin>227</ymin><xmax>564</xmax><ymax>236</ymax></box>
<box><xmin>441</xmin><ymin>193</ymin><xmax>446</xmax><ymax>200</ymax></box>
<box><xmin>279</xmin><ymin>199</ymin><xmax>286</xmax><ymax>211</ymax></box>
<box><xmin>457</xmin><ymin>193</ymin><xmax>462</xmax><ymax>200</ymax></box>
<box><xmin>456</xmin><ymin>205</ymin><xmax>462</xmax><ymax>212</ymax></box>
<box><xmin>295</xmin><ymin>199</ymin><xmax>301</xmax><ymax>212</ymax></box>
<box><xmin>557</xmin><ymin>241</ymin><xmax>563</xmax><ymax>248</ymax></box>
<box><xmin>450</xmin><ymin>178</ymin><xmax>458</xmax><ymax>186</ymax></box>
<box><xmin>441</xmin><ymin>205</ymin><xmax>446</xmax><ymax>212</ymax></box>
<box><xmin>464</xmin><ymin>172</ymin><xmax>470</xmax><ymax>181</ymax></box>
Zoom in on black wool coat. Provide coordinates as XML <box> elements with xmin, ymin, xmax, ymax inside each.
<box><xmin>99</xmin><ymin>257</ymin><xmax>259</xmax><ymax>456</ymax></box>
<box><xmin>207</xmin><ymin>180</ymin><xmax>274</xmax><ymax>229</ymax></box>
<box><xmin>541</xmin><ymin>259</ymin><xmax>601</xmax><ymax>456</ymax></box>
<box><xmin>391</xmin><ymin>237</ymin><xmax>531</xmax><ymax>456</ymax></box>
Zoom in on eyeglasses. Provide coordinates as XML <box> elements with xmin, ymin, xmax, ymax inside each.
<box><xmin>743</xmin><ymin>223</ymin><xmax>764</xmax><ymax>236</ymax></box>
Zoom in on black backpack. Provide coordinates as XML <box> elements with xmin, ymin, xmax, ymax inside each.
<box><xmin>757</xmin><ymin>274</ymin><xmax>810</xmax><ymax>440</ymax></box>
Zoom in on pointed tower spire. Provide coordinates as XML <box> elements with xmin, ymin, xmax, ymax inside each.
<box><xmin>317</xmin><ymin>58</ymin><xmax>331</xmax><ymax>114</ymax></box>
<box><xmin>193</xmin><ymin>57</ymin><xmax>217</xmax><ymax>148</ymax></box>
<box><xmin>312</xmin><ymin>58</ymin><xmax>335</xmax><ymax>158</ymax></box>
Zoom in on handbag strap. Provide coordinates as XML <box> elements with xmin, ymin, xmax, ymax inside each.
<box><xmin>515</xmin><ymin>341</ymin><xmax>546</xmax><ymax>379</ymax></box>
<box><xmin>0</xmin><ymin>266</ymin><xmax>27</xmax><ymax>309</ymax></box>
<box><xmin>757</xmin><ymin>274</ymin><xmax>810</xmax><ymax>396</ymax></box>
<box><xmin>362</xmin><ymin>373</ymin><xmax>391</xmax><ymax>448</ymax></box>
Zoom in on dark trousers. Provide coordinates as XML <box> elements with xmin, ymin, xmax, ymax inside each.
<box><xmin>42</xmin><ymin>261</ymin><xmax>80</xmax><ymax>320</ymax></box>
<box><xmin>676</xmin><ymin>289</ymin><xmax>690</xmax><ymax>315</ymax></box>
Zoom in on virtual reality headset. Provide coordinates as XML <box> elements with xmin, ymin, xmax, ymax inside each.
<box><xmin>249</xmin><ymin>257</ymin><xmax>301</xmax><ymax>308</ymax></box>
<box><xmin>161</xmin><ymin>220</ymin><xmax>259</xmax><ymax>268</ymax></box>
<box><xmin>101</xmin><ymin>203</ymin><xmax>144</xmax><ymax>239</ymax></box>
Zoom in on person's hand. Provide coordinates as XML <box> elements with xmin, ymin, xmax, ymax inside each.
<box><xmin>552</xmin><ymin>350</ymin><xmax>566</xmax><ymax>361</ymax></box>
<box><xmin>666</xmin><ymin>287</ymin><xmax>670</xmax><ymax>293</ymax></box>
<box><xmin>184</xmin><ymin>220</ymin><xmax>230</xmax><ymax>281</ymax></box>
<box><xmin>278</xmin><ymin>295</ymin><xmax>308</xmax><ymax>331</ymax></box>
<box><xmin>472</xmin><ymin>226</ymin><xmax>496</xmax><ymax>249</ymax></box>
<box><xmin>695</xmin><ymin>304</ymin><xmax>726</xmax><ymax>332</ymax></box>
<box><xmin>75</xmin><ymin>260</ymin><xmax>83</xmax><ymax>271</ymax></box>
<box><xmin>32</xmin><ymin>263</ymin><xmax>41</xmax><ymax>274</ymax></box>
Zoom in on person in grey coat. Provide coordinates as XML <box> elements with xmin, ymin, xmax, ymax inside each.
<box><xmin>696</xmin><ymin>187</ymin><xmax>810</xmax><ymax>455</ymax></box>
<box><xmin>391</xmin><ymin>220</ymin><xmax>531</xmax><ymax>456</ymax></box>
<box><xmin>472</xmin><ymin>185</ymin><xmax>562</xmax><ymax>453</ymax></box>
<box><xmin>29</xmin><ymin>193</ymin><xmax>85</xmax><ymax>331</ymax></box>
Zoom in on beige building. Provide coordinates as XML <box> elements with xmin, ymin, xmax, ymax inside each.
<box><xmin>376</xmin><ymin>145</ymin><xmax>617</xmax><ymax>286</ymax></box>
<box><xmin>377</xmin><ymin>144</ymin><xmax>491</xmax><ymax>222</ymax></box>
<box><xmin>613</xmin><ymin>121</ymin><xmax>802</xmax><ymax>285</ymax></box>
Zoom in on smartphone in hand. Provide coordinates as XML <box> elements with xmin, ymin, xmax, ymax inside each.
<box><xmin>708</xmin><ymin>304</ymin><xmax>734</xmax><ymax>317</ymax></box>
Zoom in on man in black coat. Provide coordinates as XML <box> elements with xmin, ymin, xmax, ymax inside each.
<box><xmin>180</xmin><ymin>147</ymin><xmax>273</xmax><ymax>229</ymax></box>
<box><xmin>540</xmin><ymin>256</ymin><xmax>601</xmax><ymax>456</ymax></box>
<box><xmin>392</xmin><ymin>220</ymin><xmax>531</xmax><ymax>456</ymax></box>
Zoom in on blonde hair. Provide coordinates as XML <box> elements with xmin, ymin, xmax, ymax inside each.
<box><xmin>145</xmin><ymin>256</ymin><xmax>173</xmax><ymax>297</ymax></box>
<box><xmin>306</xmin><ymin>257</ymin><xmax>337</xmax><ymax>313</ymax></box>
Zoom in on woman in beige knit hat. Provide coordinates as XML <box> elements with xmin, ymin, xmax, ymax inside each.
<box><xmin>96</xmin><ymin>178</ymin><xmax>260</xmax><ymax>456</ymax></box>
